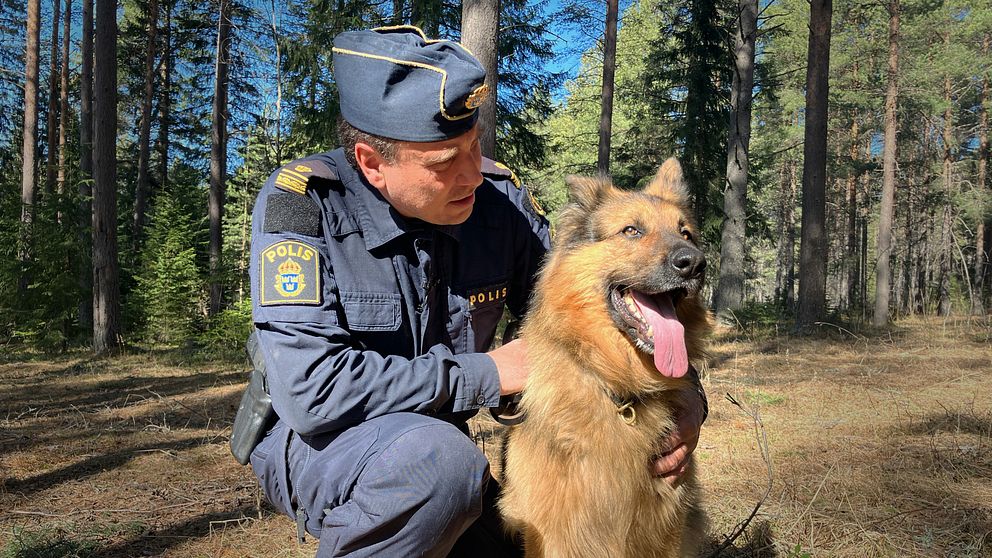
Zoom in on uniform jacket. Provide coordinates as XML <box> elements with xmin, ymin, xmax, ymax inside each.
<box><xmin>250</xmin><ymin>148</ymin><xmax>551</xmax><ymax>436</ymax></box>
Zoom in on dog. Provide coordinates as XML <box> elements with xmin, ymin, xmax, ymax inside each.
<box><xmin>499</xmin><ymin>158</ymin><xmax>710</xmax><ymax>557</ymax></box>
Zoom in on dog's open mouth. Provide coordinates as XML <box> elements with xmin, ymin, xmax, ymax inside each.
<box><xmin>610</xmin><ymin>287</ymin><xmax>689</xmax><ymax>379</ymax></box>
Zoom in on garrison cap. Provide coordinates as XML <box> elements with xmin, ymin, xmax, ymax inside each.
<box><xmin>332</xmin><ymin>26</ymin><xmax>489</xmax><ymax>142</ymax></box>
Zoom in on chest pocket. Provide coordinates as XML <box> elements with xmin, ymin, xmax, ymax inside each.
<box><xmin>340</xmin><ymin>292</ymin><xmax>402</xmax><ymax>331</ymax></box>
<box><xmin>467</xmin><ymin>281</ymin><xmax>508</xmax><ymax>352</ymax></box>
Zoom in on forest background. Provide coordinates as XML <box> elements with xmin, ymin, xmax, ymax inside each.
<box><xmin>0</xmin><ymin>0</ymin><xmax>989</xmax><ymax>353</ymax></box>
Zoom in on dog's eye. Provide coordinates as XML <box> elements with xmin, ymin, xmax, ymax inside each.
<box><xmin>621</xmin><ymin>226</ymin><xmax>642</xmax><ymax>238</ymax></box>
<box><xmin>681</xmin><ymin>228</ymin><xmax>694</xmax><ymax>242</ymax></box>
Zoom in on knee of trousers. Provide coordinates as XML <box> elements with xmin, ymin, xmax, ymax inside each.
<box><xmin>363</xmin><ymin>417</ymin><xmax>491</xmax><ymax>519</ymax></box>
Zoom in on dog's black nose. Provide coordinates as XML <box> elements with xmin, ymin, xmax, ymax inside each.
<box><xmin>670</xmin><ymin>246</ymin><xmax>706</xmax><ymax>279</ymax></box>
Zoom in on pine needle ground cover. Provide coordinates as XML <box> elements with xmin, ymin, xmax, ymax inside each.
<box><xmin>1</xmin><ymin>318</ymin><xmax>990</xmax><ymax>557</ymax></box>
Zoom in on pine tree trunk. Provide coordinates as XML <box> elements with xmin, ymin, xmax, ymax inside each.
<box><xmin>714</xmin><ymin>0</ymin><xmax>757</xmax><ymax>316</ymax></box>
<box><xmin>157</xmin><ymin>1</ymin><xmax>172</xmax><ymax>192</ymax></box>
<box><xmin>796</xmin><ymin>0</ymin><xmax>832</xmax><ymax>330</ymax></box>
<box><xmin>93</xmin><ymin>0</ymin><xmax>121</xmax><ymax>353</ymax></box>
<box><xmin>58</xmin><ymin>0</ymin><xmax>71</xmax><ymax>199</ymax></box>
<box><xmin>974</xmin><ymin>32</ymin><xmax>989</xmax><ymax>315</ymax></box>
<box><xmin>596</xmin><ymin>0</ymin><xmax>619</xmax><ymax>175</ymax></box>
<box><xmin>208</xmin><ymin>0</ymin><xmax>232</xmax><ymax>316</ymax></box>
<box><xmin>460</xmin><ymin>0</ymin><xmax>499</xmax><ymax>158</ymax></box>
<box><xmin>19</xmin><ymin>0</ymin><xmax>42</xmax><ymax>295</ymax></box>
<box><xmin>937</xmin><ymin>48</ymin><xmax>953</xmax><ymax>316</ymax></box>
<box><xmin>78</xmin><ymin>0</ymin><xmax>94</xmax><ymax>332</ymax></box>
<box><xmin>45</xmin><ymin>0</ymin><xmax>61</xmax><ymax>196</ymax></box>
<box><xmin>873</xmin><ymin>0</ymin><xmax>899</xmax><ymax>327</ymax></box>
<box><xmin>846</xmin><ymin>105</ymin><xmax>859</xmax><ymax>312</ymax></box>
<box><xmin>133</xmin><ymin>0</ymin><xmax>159</xmax><ymax>248</ymax></box>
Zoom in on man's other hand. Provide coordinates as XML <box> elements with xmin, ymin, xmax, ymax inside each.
<box><xmin>651</xmin><ymin>390</ymin><xmax>705</xmax><ymax>487</ymax></box>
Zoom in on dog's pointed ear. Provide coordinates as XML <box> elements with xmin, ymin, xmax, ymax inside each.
<box><xmin>566</xmin><ymin>175</ymin><xmax>612</xmax><ymax>211</ymax></box>
<box><xmin>645</xmin><ymin>158</ymin><xmax>690</xmax><ymax>205</ymax></box>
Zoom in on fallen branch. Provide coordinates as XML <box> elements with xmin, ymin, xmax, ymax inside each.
<box><xmin>708</xmin><ymin>393</ymin><xmax>774</xmax><ymax>557</ymax></box>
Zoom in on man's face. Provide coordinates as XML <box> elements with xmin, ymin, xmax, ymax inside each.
<box><xmin>370</xmin><ymin>126</ymin><xmax>484</xmax><ymax>225</ymax></box>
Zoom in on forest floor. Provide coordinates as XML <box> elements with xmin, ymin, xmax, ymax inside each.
<box><xmin>1</xmin><ymin>316</ymin><xmax>990</xmax><ymax>557</ymax></box>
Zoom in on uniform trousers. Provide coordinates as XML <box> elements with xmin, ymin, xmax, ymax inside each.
<box><xmin>251</xmin><ymin>412</ymin><xmax>522</xmax><ymax>557</ymax></box>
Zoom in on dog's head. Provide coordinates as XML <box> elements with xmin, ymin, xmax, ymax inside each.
<box><xmin>533</xmin><ymin>159</ymin><xmax>708</xmax><ymax>386</ymax></box>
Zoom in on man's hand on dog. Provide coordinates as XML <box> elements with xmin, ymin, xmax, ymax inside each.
<box><xmin>489</xmin><ymin>338</ymin><xmax>529</xmax><ymax>395</ymax></box>
<box><xmin>652</xmin><ymin>393</ymin><xmax>705</xmax><ymax>487</ymax></box>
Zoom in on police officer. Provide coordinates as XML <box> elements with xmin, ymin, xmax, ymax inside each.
<box><xmin>243</xmin><ymin>25</ymin><xmax>706</xmax><ymax>557</ymax></box>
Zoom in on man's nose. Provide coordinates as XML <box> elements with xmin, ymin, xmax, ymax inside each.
<box><xmin>455</xmin><ymin>152</ymin><xmax>483</xmax><ymax>188</ymax></box>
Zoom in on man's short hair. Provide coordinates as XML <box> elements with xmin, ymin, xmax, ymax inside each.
<box><xmin>338</xmin><ymin>117</ymin><xmax>400</xmax><ymax>169</ymax></box>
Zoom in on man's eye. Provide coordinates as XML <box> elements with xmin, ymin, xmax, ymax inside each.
<box><xmin>622</xmin><ymin>226</ymin><xmax>642</xmax><ymax>238</ymax></box>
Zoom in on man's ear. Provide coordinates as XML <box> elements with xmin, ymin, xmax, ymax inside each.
<box><xmin>355</xmin><ymin>142</ymin><xmax>388</xmax><ymax>190</ymax></box>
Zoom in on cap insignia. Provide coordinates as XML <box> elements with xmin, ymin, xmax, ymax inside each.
<box><xmin>466</xmin><ymin>84</ymin><xmax>490</xmax><ymax>110</ymax></box>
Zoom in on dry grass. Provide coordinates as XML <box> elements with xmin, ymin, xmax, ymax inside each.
<box><xmin>1</xmin><ymin>317</ymin><xmax>990</xmax><ymax>557</ymax></box>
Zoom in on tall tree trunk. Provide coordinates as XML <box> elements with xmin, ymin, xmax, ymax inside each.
<box><xmin>796</xmin><ymin>0</ymin><xmax>832</xmax><ymax>330</ymax></box>
<box><xmin>208</xmin><ymin>0</ymin><xmax>232</xmax><ymax>316</ymax></box>
<box><xmin>269</xmin><ymin>0</ymin><xmax>283</xmax><ymax>164</ymax></box>
<box><xmin>19</xmin><ymin>0</ymin><xmax>42</xmax><ymax>295</ymax></box>
<box><xmin>45</xmin><ymin>0</ymin><xmax>61</xmax><ymax>195</ymax></box>
<box><xmin>157</xmin><ymin>0</ymin><xmax>172</xmax><ymax>192</ymax></box>
<box><xmin>93</xmin><ymin>0</ymin><xmax>121</xmax><ymax>353</ymax></box>
<box><xmin>78</xmin><ymin>0</ymin><xmax>94</xmax><ymax>333</ymax></box>
<box><xmin>58</xmin><ymin>0</ymin><xmax>71</xmax><ymax>199</ymax></box>
<box><xmin>596</xmin><ymin>0</ymin><xmax>618</xmax><ymax>175</ymax></box>
<box><xmin>873</xmin><ymin>0</ymin><xmax>899</xmax><ymax>327</ymax></box>
<box><xmin>846</xmin><ymin>116</ymin><xmax>859</xmax><ymax>311</ymax></box>
<box><xmin>974</xmin><ymin>32</ymin><xmax>989</xmax><ymax>314</ymax></box>
<box><xmin>714</xmin><ymin>0</ymin><xmax>757</xmax><ymax>316</ymax></box>
<box><xmin>775</xmin><ymin>159</ymin><xmax>798</xmax><ymax>311</ymax></box>
<box><xmin>460</xmin><ymin>0</ymin><xmax>499</xmax><ymax>158</ymax></box>
<box><xmin>133</xmin><ymin>0</ymin><xmax>159</xmax><ymax>248</ymax></box>
<box><xmin>937</xmin><ymin>38</ymin><xmax>953</xmax><ymax>316</ymax></box>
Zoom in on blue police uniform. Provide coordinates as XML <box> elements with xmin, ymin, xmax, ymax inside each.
<box><xmin>248</xmin><ymin>146</ymin><xmax>550</xmax><ymax>557</ymax></box>
<box><xmin>243</xmin><ymin>25</ymin><xmax>551</xmax><ymax>557</ymax></box>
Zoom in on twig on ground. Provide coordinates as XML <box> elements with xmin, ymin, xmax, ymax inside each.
<box><xmin>708</xmin><ymin>393</ymin><xmax>774</xmax><ymax>557</ymax></box>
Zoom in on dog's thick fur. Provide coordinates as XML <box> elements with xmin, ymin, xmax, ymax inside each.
<box><xmin>499</xmin><ymin>159</ymin><xmax>710</xmax><ymax>558</ymax></box>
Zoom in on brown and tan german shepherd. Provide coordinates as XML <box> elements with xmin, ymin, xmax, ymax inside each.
<box><xmin>499</xmin><ymin>159</ymin><xmax>710</xmax><ymax>557</ymax></box>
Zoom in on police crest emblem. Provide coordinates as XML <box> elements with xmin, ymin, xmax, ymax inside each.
<box><xmin>259</xmin><ymin>240</ymin><xmax>320</xmax><ymax>305</ymax></box>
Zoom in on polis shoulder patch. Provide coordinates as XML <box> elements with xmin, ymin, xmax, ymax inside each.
<box><xmin>259</xmin><ymin>240</ymin><xmax>321</xmax><ymax>305</ymax></box>
<box><xmin>273</xmin><ymin>158</ymin><xmax>337</xmax><ymax>195</ymax></box>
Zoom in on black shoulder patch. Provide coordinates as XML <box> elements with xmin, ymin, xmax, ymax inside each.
<box><xmin>274</xmin><ymin>158</ymin><xmax>338</xmax><ymax>195</ymax></box>
<box><xmin>264</xmin><ymin>192</ymin><xmax>321</xmax><ymax>236</ymax></box>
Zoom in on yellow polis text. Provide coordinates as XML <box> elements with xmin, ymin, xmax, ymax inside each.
<box><xmin>265</xmin><ymin>243</ymin><xmax>315</xmax><ymax>263</ymax></box>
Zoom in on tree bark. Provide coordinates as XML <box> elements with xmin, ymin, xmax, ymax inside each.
<box><xmin>157</xmin><ymin>0</ymin><xmax>172</xmax><ymax>192</ymax></box>
<box><xmin>209</xmin><ymin>0</ymin><xmax>232</xmax><ymax>316</ymax></box>
<box><xmin>93</xmin><ymin>0</ymin><xmax>121</xmax><ymax>353</ymax></box>
<box><xmin>45</xmin><ymin>0</ymin><xmax>61</xmax><ymax>196</ymax></box>
<box><xmin>19</xmin><ymin>0</ymin><xmax>42</xmax><ymax>295</ymax></box>
<box><xmin>873</xmin><ymin>0</ymin><xmax>899</xmax><ymax>327</ymax></box>
<box><xmin>937</xmin><ymin>34</ymin><xmax>953</xmax><ymax>316</ymax></box>
<box><xmin>974</xmin><ymin>32</ymin><xmax>989</xmax><ymax>314</ymax></box>
<box><xmin>133</xmin><ymin>0</ymin><xmax>159</xmax><ymax>248</ymax></box>
<box><xmin>58</xmin><ymin>0</ymin><xmax>71</xmax><ymax>199</ymax></box>
<box><xmin>713</xmin><ymin>0</ymin><xmax>757</xmax><ymax>316</ymax></box>
<box><xmin>78</xmin><ymin>0</ymin><xmax>94</xmax><ymax>332</ymax></box>
<box><xmin>796</xmin><ymin>0</ymin><xmax>832</xmax><ymax>330</ymax></box>
<box><xmin>460</xmin><ymin>0</ymin><xmax>499</xmax><ymax>158</ymax></box>
<box><xmin>597</xmin><ymin>0</ymin><xmax>619</xmax><ymax>175</ymax></box>
<box><xmin>846</xmin><ymin>115</ymin><xmax>859</xmax><ymax>312</ymax></box>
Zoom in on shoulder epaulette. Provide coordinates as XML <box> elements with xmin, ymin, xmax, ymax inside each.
<box><xmin>481</xmin><ymin>158</ymin><xmax>521</xmax><ymax>189</ymax></box>
<box><xmin>273</xmin><ymin>156</ymin><xmax>337</xmax><ymax>195</ymax></box>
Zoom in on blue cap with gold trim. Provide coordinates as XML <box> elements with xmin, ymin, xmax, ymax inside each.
<box><xmin>332</xmin><ymin>26</ymin><xmax>489</xmax><ymax>142</ymax></box>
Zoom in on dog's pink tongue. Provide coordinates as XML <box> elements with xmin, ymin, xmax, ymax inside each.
<box><xmin>630</xmin><ymin>291</ymin><xmax>688</xmax><ymax>378</ymax></box>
